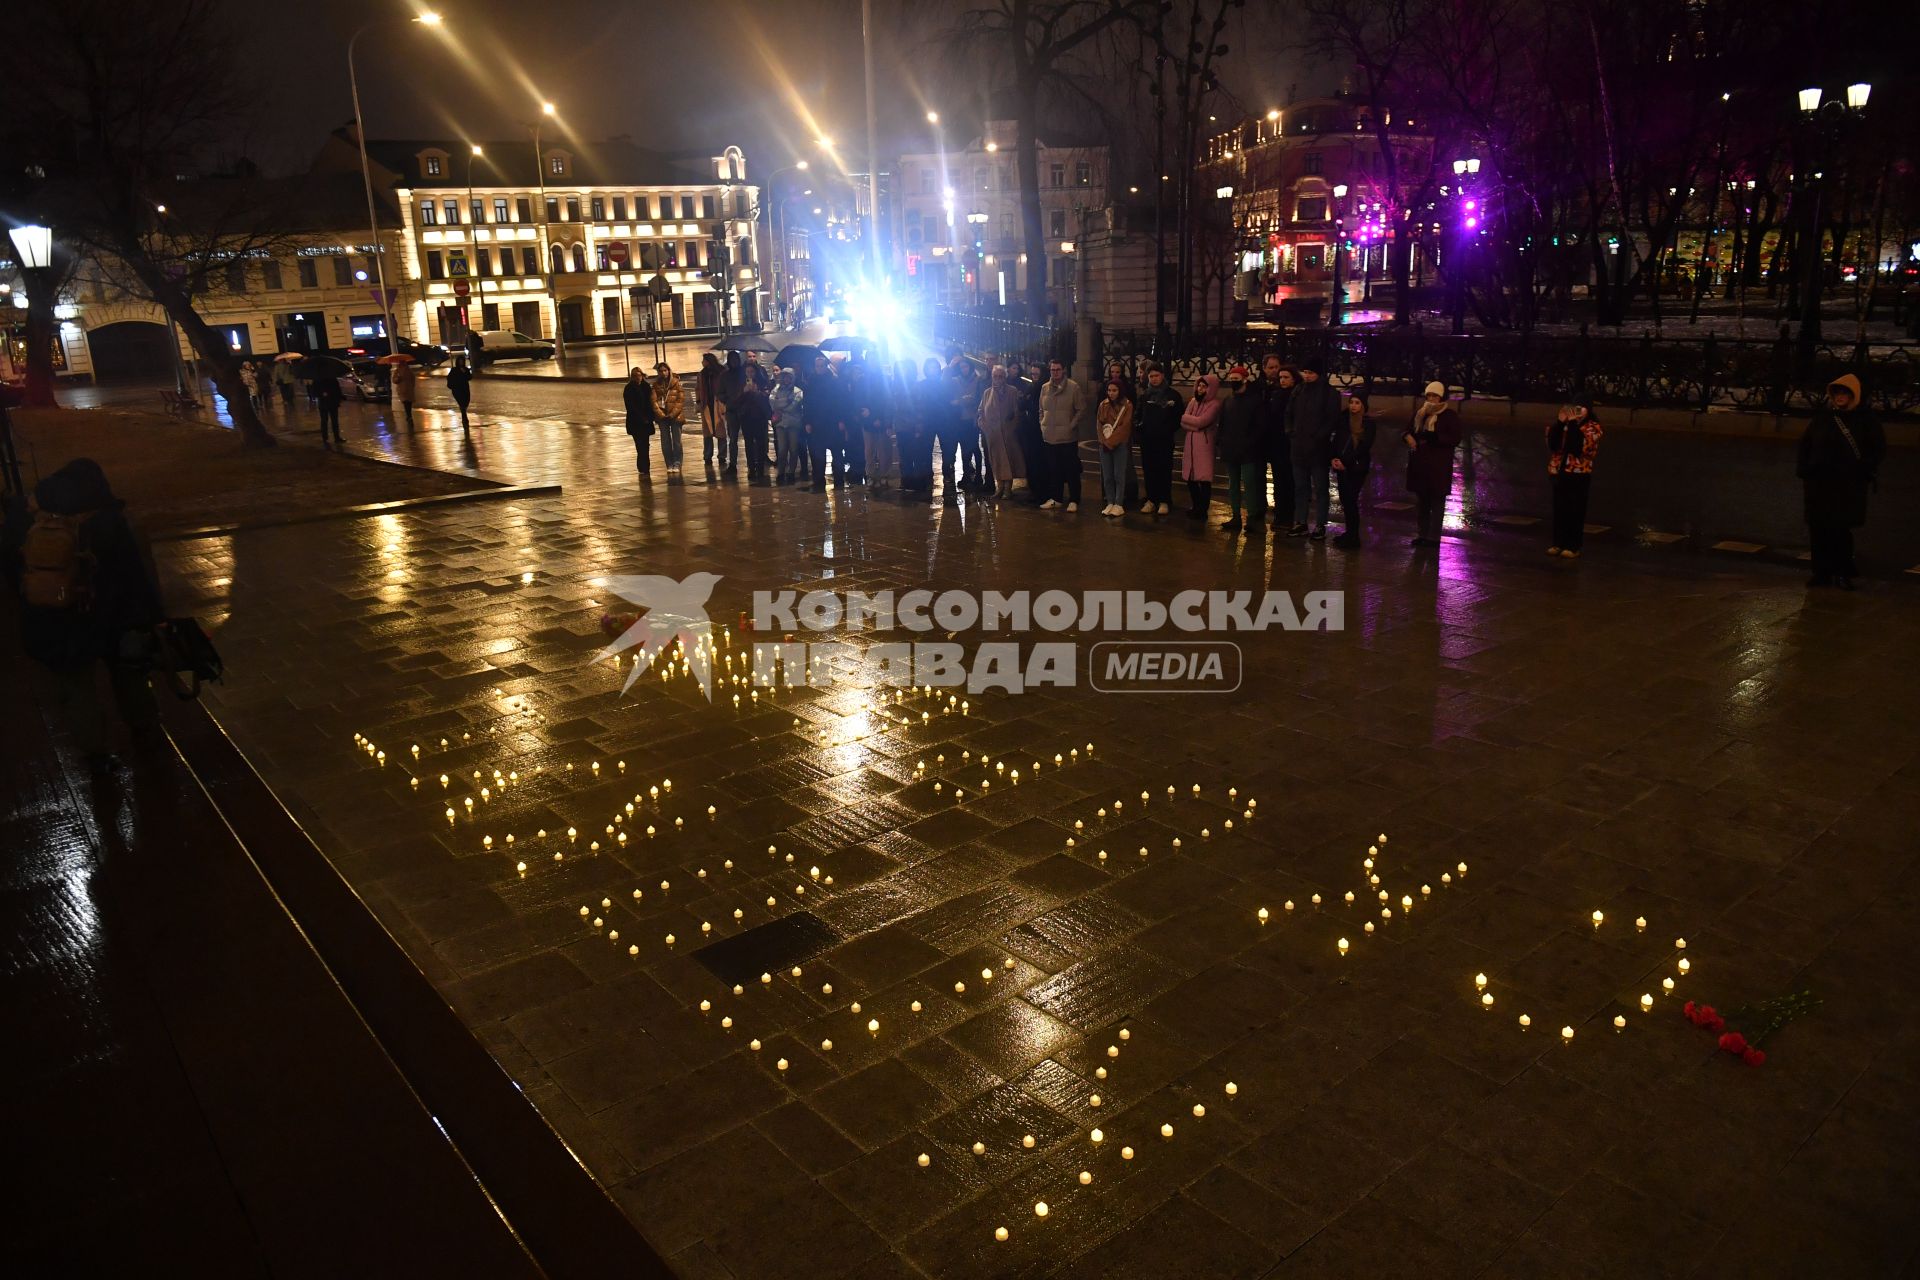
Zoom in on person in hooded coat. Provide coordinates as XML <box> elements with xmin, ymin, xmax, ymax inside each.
<box><xmin>446</xmin><ymin>354</ymin><xmax>473</xmax><ymax>432</ymax></box>
<box><xmin>1404</xmin><ymin>380</ymin><xmax>1463</xmax><ymax>546</ymax></box>
<box><xmin>17</xmin><ymin>459</ymin><xmax>164</xmax><ymax>772</ymax></box>
<box><xmin>1797</xmin><ymin>372</ymin><xmax>1885</xmax><ymax>588</ymax></box>
<box><xmin>1179</xmin><ymin>373</ymin><xmax>1222</xmax><ymax>520</ymax></box>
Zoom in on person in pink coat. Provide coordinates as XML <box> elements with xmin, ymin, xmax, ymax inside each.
<box><xmin>1179</xmin><ymin>373</ymin><xmax>1222</xmax><ymax>521</ymax></box>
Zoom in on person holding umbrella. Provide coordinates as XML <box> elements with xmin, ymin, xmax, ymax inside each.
<box><xmin>386</xmin><ymin>355</ymin><xmax>419</xmax><ymax>431</ymax></box>
<box><xmin>271</xmin><ymin>354</ymin><xmax>299</xmax><ymax>413</ymax></box>
<box><xmin>446</xmin><ymin>355</ymin><xmax>473</xmax><ymax>433</ymax></box>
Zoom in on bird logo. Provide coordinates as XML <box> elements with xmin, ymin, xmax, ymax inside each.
<box><xmin>595</xmin><ymin>572</ymin><xmax>723</xmax><ymax>698</ymax></box>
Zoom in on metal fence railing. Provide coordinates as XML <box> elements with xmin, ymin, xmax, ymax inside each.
<box><xmin>929</xmin><ymin>307</ymin><xmax>1074</xmax><ymax>369</ymax></box>
<box><xmin>1091</xmin><ymin>325</ymin><xmax>1920</xmax><ymax>418</ymax></box>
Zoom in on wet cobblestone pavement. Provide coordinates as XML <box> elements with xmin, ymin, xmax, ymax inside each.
<box><xmin>134</xmin><ymin>396</ymin><xmax>1920</xmax><ymax>1277</ymax></box>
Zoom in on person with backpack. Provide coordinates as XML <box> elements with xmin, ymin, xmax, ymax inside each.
<box><xmin>16</xmin><ymin>459</ymin><xmax>165</xmax><ymax>775</ymax></box>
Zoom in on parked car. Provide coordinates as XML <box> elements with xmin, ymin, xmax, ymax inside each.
<box><xmin>340</xmin><ymin>358</ymin><xmax>391</xmax><ymax>402</ymax></box>
<box><xmin>340</xmin><ymin>334</ymin><xmax>449</xmax><ymax>369</ymax></box>
<box><xmin>465</xmin><ymin>329</ymin><xmax>555</xmax><ymax>369</ymax></box>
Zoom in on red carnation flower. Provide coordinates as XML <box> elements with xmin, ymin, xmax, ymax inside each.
<box><xmin>1718</xmin><ymin>1032</ymin><xmax>1747</xmax><ymax>1055</ymax></box>
<box><xmin>1741</xmin><ymin>1047</ymin><xmax>1766</xmax><ymax>1066</ymax></box>
<box><xmin>1682</xmin><ymin>1000</ymin><xmax>1697</xmax><ymax>1021</ymax></box>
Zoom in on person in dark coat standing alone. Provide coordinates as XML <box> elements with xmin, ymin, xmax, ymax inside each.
<box><xmin>1215</xmin><ymin>366</ymin><xmax>1262</xmax><ymax>533</ymax></box>
<box><xmin>623</xmin><ymin>366</ymin><xmax>657</xmax><ymax>482</ymax></box>
<box><xmin>1404</xmin><ymin>380</ymin><xmax>1462</xmax><ymax>546</ymax></box>
<box><xmin>313</xmin><ymin>368</ymin><xmax>344</xmax><ymax>446</ymax></box>
<box><xmin>446</xmin><ymin>355</ymin><xmax>473</xmax><ymax>433</ymax></box>
<box><xmin>1798</xmin><ymin>372</ymin><xmax>1885</xmax><ymax>589</ymax></box>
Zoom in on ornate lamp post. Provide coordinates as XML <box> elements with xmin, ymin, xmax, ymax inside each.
<box><xmin>1794</xmin><ymin>82</ymin><xmax>1870</xmax><ymax>357</ymax></box>
<box><xmin>348</xmin><ymin>10</ymin><xmax>442</xmax><ymax>353</ymax></box>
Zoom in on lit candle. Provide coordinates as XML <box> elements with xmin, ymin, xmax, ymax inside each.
<box><xmin>1225</xmin><ymin>1082</ymin><xmax>1238</xmax><ymax>1096</ymax></box>
<box><xmin>910</xmin><ymin>1000</ymin><xmax>923</xmax><ymax>1013</ymax></box>
<box><xmin>1674</xmin><ymin>938</ymin><xmax>1687</xmax><ymax>951</ymax></box>
<box><xmin>1192</xmin><ymin>1104</ymin><xmax>1206</xmax><ymax>1118</ymax></box>
<box><xmin>1612</xmin><ymin>1015</ymin><xmax>1626</xmax><ymax>1032</ymax></box>
<box><xmin>1518</xmin><ymin>1015</ymin><xmax>1531</xmax><ymax>1029</ymax></box>
<box><xmin>1078</xmin><ymin>1170</ymin><xmax>1092</xmax><ymax>1185</ymax></box>
<box><xmin>1089</xmin><ymin>1129</ymin><xmax>1103</xmax><ymax>1144</ymax></box>
<box><xmin>1284</xmin><ymin>901</ymin><xmax>1295</xmax><ymax>912</ymax></box>
<box><xmin>1119</xmin><ymin>1028</ymin><xmax>1130</xmax><ymax>1041</ymax></box>
<box><xmin>1677</xmin><ymin>958</ymin><xmax>1690</xmax><ymax>975</ymax></box>
<box><xmin>1481</xmin><ymin>993</ymin><xmax>1494</xmax><ymax>1009</ymax></box>
<box><xmin>1121</xmin><ymin>1146</ymin><xmax>1134</xmax><ymax>1160</ymax></box>
<box><xmin>1022</xmin><ymin>1134</ymin><xmax>1035</xmax><ymax>1149</ymax></box>
<box><xmin>1337</xmin><ymin>938</ymin><xmax>1350</xmax><ymax>955</ymax></box>
<box><xmin>1591</xmin><ymin>910</ymin><xmax>1604</xmax><ymax>928</ymax></box>
<box><xmin>1640</xmin><ymin>994</ymin><xmax>1653</xmax><ymax>1012</ymax></box>
<box><xmin>972</xmin><ymin>1142</ymin><xmax>986</xmax><ymax>1155</ymax></box>
<box><xmin>1161</xmin><ymin>1123</ymin><xmax>1174</xmax><ymax>1138</ymax></box>
<box><xmin>1034</xmin><ymin>1202</ymin><xmax>1049</xmax><ymax>1218</ymax></box>
<box><xmin>1089</xmin><ymin>1094</ymin><xmax>1102</xmax><ymax>1107</ymax></box>
<box><xmin>820</xmin><ymin>1039</ymin><xmax>832</xmax><ymax>1051</ymax></box>
<box><xmin>776</xmin><ymin>1058</ymin><xmax>789</xmax><ymax>1071</ymax></box>
<box><xmin>1662</xmin><ymin>978</ymin><xmax>1675</xmax><ymax>994</ymax></box>
<box><xmin>1561</xmin><ymin>1026</ymin><xmax>1575</xmax><ymax>1043</ymax></box>
<box><xmin>994</xmin><ymin>1228</ymin><xmax>1008</xmax><ymax>1242</ymax></box>
<box><xmin>916</xmin><ymin>1153</ymin><xmax>930</xmax><ymax>1168</ymax></box>
<box><xmin>1257</xmin><ymin>908</ymin><xmax>1270</xmax><ymax>923</ymax></box>
<box><xmin>1095</xmin><ymin>1067</ymin><xmax>1106</xmax><ymax>1080</ymax></box>
<box><xmin>867</xmin><ymin>1019</ymin><xmax>879</xmax><ymax>1034</ymax></box>
<box><xmin>1635</xmin><ymin>916</ymin><xmax>1647</xmax><ymax>932</ymax></box>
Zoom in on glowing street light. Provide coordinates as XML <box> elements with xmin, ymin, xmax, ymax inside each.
<box><xmin>1846</xmin><ymin>82</ymin><xmax>1871</xmax><ymax>109</ymax></box>
<box><xmin>926</xmin><ymin>111</ymin><xmax>940</xmax><ymax>124</ymax></box>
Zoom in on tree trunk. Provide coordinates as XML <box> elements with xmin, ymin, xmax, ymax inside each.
<box><xmin>1013</xmin><ymin>77</ymin><xmax>1048</xmax><ymax>318</ymax></box>
<box><xmin>19</xmin><ymin>269</ymin><xmax>59</xmax><ymax>408</ymax></box>
<box><xmin>152</xmin><ymin>279</ymin><xmax>274</xmax><ymax>446</ymax></box>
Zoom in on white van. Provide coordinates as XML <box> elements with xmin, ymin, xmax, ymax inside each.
<box><xmin>465</xmin><ymin>329</ymin><xmax>556</xmax><ymax>368</ymax></box>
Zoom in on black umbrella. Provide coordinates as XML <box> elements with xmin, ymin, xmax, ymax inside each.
<box><xmin>817</xmin><ymin>336</ymin><xmax>871</xmax><ymax>354</ymax></box>
<box><xmin>774</xmin><ymin>343</ymin><xmax>822</xmax><ymax>372</ymax></box>
<box><xmin>710</xmin><ymin>331</ymin><xmax>779</xmax><ymax>354</ymax></box>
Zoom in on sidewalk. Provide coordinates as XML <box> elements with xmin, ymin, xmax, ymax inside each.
<box><xmin>1</xmin><ymin>619</ymin><xmax>536</xmax><ymax>1275</ymax></box>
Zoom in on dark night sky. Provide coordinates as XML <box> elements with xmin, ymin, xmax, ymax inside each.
<box><xmin>239</xmin><ymin>0</ymin><xmax>1321</xmax><ymax>177</ymax></box>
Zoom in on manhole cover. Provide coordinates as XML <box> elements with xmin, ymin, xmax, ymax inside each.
<box><xmin>692</xmin><ymin>911</ymin><xmax>841</xmax><ymax>985</ymax></box>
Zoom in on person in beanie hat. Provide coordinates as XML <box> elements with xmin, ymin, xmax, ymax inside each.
<box><xmin>1285</xmin><ymin>357</ymin><xmax>1343</xmax><ymax>538</ymax></box>
<box><xmin>1797</xmin><ymin>372</ymin><xmax>1884</xmax><ymax>588</ymax></box>
<box><xmin>1404</xmin><ymin>381</ymin><xmax>1462</xmax><ymax>546</ymax></box>
<box><xmin>1546</xmin><ymin>401</ymin><xmax>1603</xmax><ymax>557</ymax></box>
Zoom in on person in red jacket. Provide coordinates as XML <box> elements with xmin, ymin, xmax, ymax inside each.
<box><xmin>1546</xmin><ymin>402</ymin><xmax>1603</xmax><ymax>558</ymax></box>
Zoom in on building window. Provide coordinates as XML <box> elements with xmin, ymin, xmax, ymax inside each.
<box><xmin>475</xmin><ymin>248</ymin><xmax>491</xmax><ymax>276</ymax></box>
<box><xmin>1076</xmin><ymin>160</ymin><xmax>1090</xmax><ymax>186</ymax></box>
<box><xmin>332</xmin><ymin>256</ymin><xmax>353</xmax><ymax>286</ymax></box>
<box><xmin>920</xmin><ymin>170</ymin><xmax>933</xmax><ymax>194</ymax></box>
<box><xmin>1049</xmin><ymin>162</ymin><xmax>1065</xmax><ymax>187</ymax></box>
<box><xmin>570</xmin><ymin>244</ymin><xmax>586</xmax><ymax>273</ymax></box>
<box><xmin>590</xmin><ymin>196</ymin><xmax>606</xmax><ymax>221</ymax></box>
<box><xmin>974</xmin><ymin>167</ymin><xmax>989</xmax><ymax>192</ymax></box>
<box><xmin>515</xmin><ymin>197</ymin><xmax>531</xmax><ymax>222</ymax></box>
<box><xmin>471</xmin><ymin>199</ymin><xmax>485</xmax><ymax>224</ymax></box>
<box><xmin>664</xmin><ymin>242</ymin><xmax>679</xmax><ymax>267</ymax></box>
<box><xmin>494</xmin><ymin>197</ymin><xmax>510</xmax><ymax>223</ymax></box>
<box><xmin>550</xmin><ymin>243</ymin><xmax>565</xmax><ymax>273</ymax></box>
<box><xmin>596</xmin><ymin>243</ymin><xmax>609</xmax><ymax>270</ymax></box>
<box><xmin>520</xmin><ymin>246</ymin><xmax>537</xmax><ymax>274</ymax></box>
<box><xmin>737</xmin><ymin>235</ymin><xmax>753</xmax><ymax>267</ymax></box>
<box><xmin>425</xmin><ymin>155</ymin><xmax>442</xmax><ymax>177</ymax></box>
<box><xmin>612</xmin><ymin>196</ymin><xmax>627</xmax><ymax>219</ymax></box>
<box><xmin>420</xmin><ymin>201</ymin><xmax>438</xmax><ymax>226</ymax></box>
<box><xmin>640</xmin><ymin>244</ymin><xmax>658</xmax><ymax>269</ymax></box>
<box><xmin>427</xmin><ymin>251</ymin><xmax>445</xmax><ymax>280</ymax></box>
<box><xmin>549</xmin><ymin>155</ymin><xmax>566</xmax><ymax>176</ymax></box>
<box><xmin>444</xmin><ymin>199</ymin><xmax>460</xmax><ymax>224</ymax></box>
<box><xmin>545</xmin><ymin>196</ymin><xmax>559</xmax><ymax>223</ymax></box>
<box><xmin>262</xmin><ymin>260</ymin><xmax>282</xmax><ymax>290</ymax></box>
<box><xmin>298</xmin><ymin>258</ymin><xmax>318</xmax><ymax>288</ymax></box>
<box><xmin>680</xmin><ymin>195</ymin><xmax>695</xmax><ymax>218</ymax></box>
<box><xmin>1305</xmin><ymin>151</ymin><xmax>1323</xmax><ymax>175</ymax></box>
<box><xmin>224</xmin><ymin>261</ymin><xmax>247</xmax><ymax>293</ymax></box>
<box><xmin>1295</xmin><ymin>196</ymin><xmax>1327</xmax><ymax>222</ymax></box>
<box><xmin>565</xmin><ymin>198</ymin><xmax>580</xmax><ymax>222</ymax></box>
<box><xmin>701</xmin><ymin>194</ymin><xmax>716</xmax><ymax>220</ymax></box>
<box><xmin>1049</xmin><ymin>210</ymin><xmax>1066</xmax><ymax>238</ymax></box>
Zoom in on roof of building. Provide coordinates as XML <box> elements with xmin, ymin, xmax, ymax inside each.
<box><xmin>319</xmin><ymin>127</ymin><xmax>720</xmax><ymax>191</ymax></box>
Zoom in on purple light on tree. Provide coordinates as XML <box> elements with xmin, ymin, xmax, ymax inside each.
<box><xmin>1465</xmin><ymin>216</ymin><xmax>1479</xmax><ymax>230</ymax></box>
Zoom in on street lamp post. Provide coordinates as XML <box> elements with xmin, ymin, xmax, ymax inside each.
<box><xmin>531</xmin><ymin>101</ymin><xmax>567</xmax><ymax>361</ymax></box>
<box><xmin>1330</xmin><ymin>184</ymin><xmax>1348</xmax><ymax>326</ymax></box>
<box><xmin>1449</xmin><ymin>158</ymin><xmax>1480</xmax><ymax>335</ymax></box>
<box><xmin>466</xmin><ymin>144</ymin><xmax>487</xmax><ymax>335</ymax></box>
<box><xmin>1794</xmin><ymin>82</ymin><xmax>1871</xmax><ymax>358</ymax></box>
<box><xmin>348</xmin><ymin>10</ymin><xmax>441</xmax><ymax>355</ymax></box>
